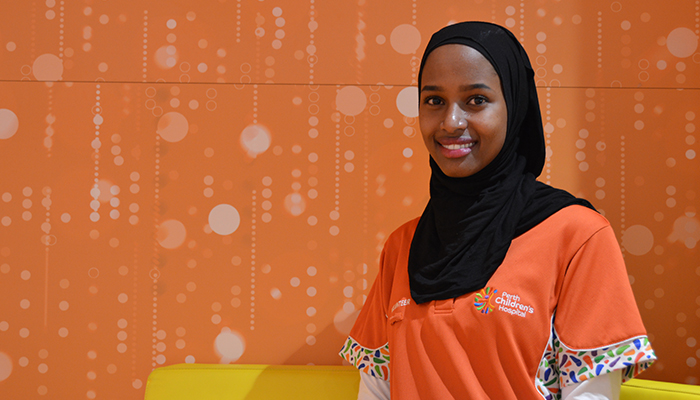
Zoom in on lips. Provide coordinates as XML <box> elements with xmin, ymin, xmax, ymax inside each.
<box><xmin>442</xmin><ymin>143</ymin><xmax>474</xmax><ymax>150</ymax></box>
<box><xmin>436</xmin><ymin>138</ymin><xmax>475</xmax><ymax>158</ymax></box>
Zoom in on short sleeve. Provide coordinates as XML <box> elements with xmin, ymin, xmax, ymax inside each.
<box><xmin>339</xmin><ymin>242</ymin><xmax>393</xmax><ymax>381</ymax></box>
<box><xmin>553</xmin><ymin>225</ymin><xmax>656</xmax><ymax>387</ymax></box>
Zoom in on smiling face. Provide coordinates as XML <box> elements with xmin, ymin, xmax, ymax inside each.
<box><xmin>419</xmin><ymin>44</ymin><xmax>508</xmax><ymax>178</ymax></box>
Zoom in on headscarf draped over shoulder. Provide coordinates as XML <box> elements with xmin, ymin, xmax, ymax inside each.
<box><xmin>408</xmin><ymin>21</ymin><xmax>594</xmax><ymax>304</ymax></box>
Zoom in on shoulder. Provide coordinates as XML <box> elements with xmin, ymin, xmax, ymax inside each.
<box><xmin>384</xmin><ymin>217</ymin><xmax>421</xmax><ymax>250</ymax></box>
<box><xmin>516</xmin><ymin>205</ymin><xmax>615</xmax><ymax>257</ymax></box>
<box><xmin>540</xmin><ymin>205</ymin><xmax>611</xmax><ymax>238</ymax></box>
<box><xmin>377</xmin><ymin>217</ymin><xmax>421</xmax><ymax>277</ymax></box>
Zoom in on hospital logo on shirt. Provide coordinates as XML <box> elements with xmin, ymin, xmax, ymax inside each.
<box><xmin>474</xmin><ymin>287</ymin><xmax>535</xmax><ymax>318</ymax></box>
<box><xmin>473</xmin><ymin>287</ymin><xmax>498</xmax><ymax>314</ymax></box>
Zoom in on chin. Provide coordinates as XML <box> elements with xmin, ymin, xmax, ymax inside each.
<box><xmin>435</xmin><ymin>159</ymin><xmax>476</xmax><ymax>178</ymax></box>
<box><xmin>444</xmin><ymin>170</ymin><xmax>473</xmax><ymax>178</ymax></box>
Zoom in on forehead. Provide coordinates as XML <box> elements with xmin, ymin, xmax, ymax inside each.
<box><xmin>420</xmin><ymin>44</ymin><xmax>499</xmax><ymax>84</ymax></box>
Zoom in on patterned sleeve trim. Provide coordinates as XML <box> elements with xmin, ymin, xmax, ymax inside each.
<box><xmin>557</xmin><ymin>333</ymin><xmax>656</xmax><ymax>387</ymax></box>
<box><xmin>535</xmin><ymin>320</ymin><xmax>560</xmax><ymax>400</ymax></box>
<box><xmin>339</xmin><ymin>336</ymin><xmax>391</xmax><ymax>381</ymax></box>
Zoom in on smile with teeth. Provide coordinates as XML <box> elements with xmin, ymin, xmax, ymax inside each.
<box><xmin>441</xmin><ymin>143</ymin><xmax>475</xmax><ymax>150</ymax></box>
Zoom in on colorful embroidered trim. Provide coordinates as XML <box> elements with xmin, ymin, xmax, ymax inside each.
<box><xmin>535</xmin><ymin>328</ymin><xmax>560</xmax><ymax>400</ymax></box>
<box><xmin>558</xmin><ymin>335</ymin><xmax>656</xmax><ymax>387</ymax></box>
<box><xmin>535</xmin><ymin>325</ymin><xmax>656</xmax><ymax>399</ymax></box>
<box><xmin>339</xmin><ymin>336</ymin><xmax>391</xmax><ymax>381</ymax></box>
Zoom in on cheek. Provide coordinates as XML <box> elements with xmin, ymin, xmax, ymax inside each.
<box><xmin>488</xmin><ymin>108</ymin><xmax>508</xmax><ymax>151</ymax></box>
<box><xmin>418</xmin><ymin>118</ymin><xmax>433</xmax><ymax>143</ymax></box>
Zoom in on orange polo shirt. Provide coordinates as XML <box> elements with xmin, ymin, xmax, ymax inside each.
<box><xmin>340</xmin><ymin>205</ymin><xmax>655</xmax><ymax>399</ymax></box>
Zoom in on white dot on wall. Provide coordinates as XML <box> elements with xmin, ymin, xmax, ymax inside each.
<box><xmin>544</xmin><ymin>123</ymin><xmax>554</xmax><ymax>134</ymax></box>
<box><xmin>666</xmin><ymin>27</ymin><xmax>699</xmax><ymax>58</ymax></box>
<box><xmin>214</xmin><ymin>330</ymin><xmax>245</xmax><ymax>363</ymax></box>
<box><xmin>622</xmin><ymin>225</ymin><xmax>654</xmax><ymax>255</ymax></box>
<box><xmin>335</xmin><ymin>86</ymin><xmax>367</xmax><ymax>116</ymax></box>
<box><xmin>389</xmin><ymin>24</ymin><xmax>421</xmax><ymax>55</ymax></box>
<box><xmin>396</xmin><ymin>87</ymin><xmax>418</xmax><ymax>118</ymax></box>
<box><xmin>208</xmin><ymin>204</ymin><xmax>241</xmax><ymax>235</ymax></box>
<box><xmin>343</xmin><ymin>302</ymin><xmax>356</xmax><ymax>314</ymax></box>
<box><xmin>240</xmin><ymin>124</ymin><xmax>271</xmax><ymax>157</ymax></box>
<box><xmin>343</xmin><ymin>286</ymin><xmax>353</xmax><ymax>298</ymax></box>
<box><xmin>290</xmin><ymin>277</ymin><xmax>300</xmax><ymax>287</ymax></box>
<box><xmin>0</xmin><ymin>353</ymin><xmax>12</xmax><ymax>382</ymax></box>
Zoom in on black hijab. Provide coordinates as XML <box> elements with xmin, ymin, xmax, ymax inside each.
<box><xmin>408</xmin><ymin>21</ymin><xmax>594</xmax><ymax>304</ymax></box>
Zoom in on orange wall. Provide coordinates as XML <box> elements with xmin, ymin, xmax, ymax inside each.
<box><xmin>1</xmin><ymin>0</ymin><xmax>699</xmax><ymax>398</ymax></box>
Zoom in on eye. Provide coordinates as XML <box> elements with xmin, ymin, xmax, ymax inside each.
<box><xmin>423</xmin><ymin>96</ymin><xmax>444</xmax><ymax>106</ymax></box>
<box><xmin>469</xmin><ymin>95</ymin><xmax>488</xmax><ymax>105</ymax></box>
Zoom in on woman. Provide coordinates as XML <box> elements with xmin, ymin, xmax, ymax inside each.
<box><xmin>339</xmin><ymin>22</ymin><xmax>655</xmax><ymax>399</ymax></box>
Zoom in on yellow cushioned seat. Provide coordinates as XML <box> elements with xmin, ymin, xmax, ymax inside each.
<box><xmin>144</xmin><ymin>364</ymin><xmax>360</xmax><ymax>400</ymax></box>
<box><xmin>144</xmin><ymin>363</ymin><xmax>700</xmax><ymax>399</ymax></box>
<box><xmin>621</xmin><ymin>378</ymin><xmax>700</xmax><ymax>400</ymax></box>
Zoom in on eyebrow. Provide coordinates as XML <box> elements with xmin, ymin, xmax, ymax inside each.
<box><xmin>421</xmin><ymin>83</ymin><xmax>493</xmax><ymax>92</ymax></box>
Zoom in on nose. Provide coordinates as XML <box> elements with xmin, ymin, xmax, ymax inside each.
<box><xmin>441</xmin><ymin>103</ymin><xmax>467</xmax><ymax>132</ymax></box>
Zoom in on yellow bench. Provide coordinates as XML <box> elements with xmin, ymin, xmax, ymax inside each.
<box><xmin>144</xmin><ymin>364</ymin><xmax>700</xmax><ymax>399</ymax></box>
